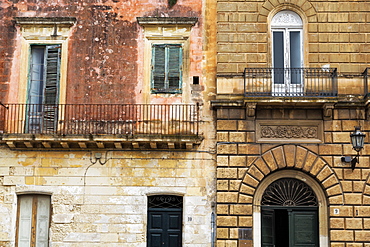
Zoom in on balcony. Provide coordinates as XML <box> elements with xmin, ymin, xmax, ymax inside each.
<box><xmin>0</xmin><ymin>104</ymin><xmax>202</xmax><ymax>150</ymax></box>
<box><xmin>243</xmin><ymin>68</ymin><xmax>338</xmax><ymax>97</ymax></box>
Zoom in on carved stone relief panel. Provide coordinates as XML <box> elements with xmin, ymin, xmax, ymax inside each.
<box><xmin>256</xmin><ymin>120</ymin><xmax>323</xmax><ymax>143</ymax></box>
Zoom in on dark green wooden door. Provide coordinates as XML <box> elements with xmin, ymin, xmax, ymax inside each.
<box><xmin>148</xmin><ymin>209</ymin><xmax>182</xmax><ymax>247</ymax></box>
<box><xmin>261</xmin><ymin>209</ymin><xmax>274</xmax><ymax>247</ymax></box>
<box><xmin>262</xmin><ymin>207</ymin><xmax>318</xmax><ymax>247</ymax></box>
<box><xmin>289</xmin><ymin>210</ymin><xmax>318</xmax><ymax>247</ymax></box>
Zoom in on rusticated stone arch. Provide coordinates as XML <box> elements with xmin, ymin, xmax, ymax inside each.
<box><xmin>362</xmin><ymin>173</ymin><xmax>370</xmax><ymax>204</ymax></box>
<box><xmin>258</xmin><ymin>0</ymin><xmax>318</xmax><ymax>23</ymax></box>
<box><xmin>238</xmin><ymin>145</ymin><xmax>344</xmax><ymax>205</ymax></box>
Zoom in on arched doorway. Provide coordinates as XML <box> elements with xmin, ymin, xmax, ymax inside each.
<box><xmin>253</xmin><ymin>170</ymin><xmax>329</xmax><ymax>247</ymax></box>
<box><xmin>261</xmin><ymin>178</ymin><xmax>318</xmax><ymax>247</ymax></box>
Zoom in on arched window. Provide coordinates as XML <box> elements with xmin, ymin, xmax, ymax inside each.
<box><xmin>271</xmin><ymin>10</ymin><xmax>303</xmax><ymax>95</ymax></box>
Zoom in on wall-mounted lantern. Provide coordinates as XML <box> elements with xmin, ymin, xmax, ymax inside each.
<box><xmin>342</xmin><ymin>126</ymin><xmax>366</xmax><ymax>169</ymax></box>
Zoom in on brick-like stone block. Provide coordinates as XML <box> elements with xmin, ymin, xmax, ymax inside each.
<box><xmin>344</xmin><ymin>193</ymin><xmax>362</xmax><ymax>205</ymax></box>
<box><xmin>229</xmin><ymin>132</ymin><xmax>246</xmax><ymax>142</ymax></box>
<box><xmin>217</xmin><ymin>144</ymin><xmax>238</xmax><ymax>154</ymax></box>
<box><xmin>238</xmin><ymin>194</ymin><xmax>253</xmax><ymax>204</ymax></box>
<box><xmin>217</xmin><ymin>168</ymin><xmax>238</xmax><ymax>179</ymax></box>
<box><xmin>237</xmin><ymin>120</ymin><xmax>254</xmax><ymax>131</ymax></box>
<box><xmin>330</xmin><ymin>243</ymin><xmax>345</xmax><ymax>247</ymax></box>
<box><xmin>229</xmin><ymin>205</ymin><xmax>252</xmax><ymax>215</ymax></box>
<box><xmin>218</xmin><ymin>156</ymin><xmax>229</xmax><ymax>167</ymax></box>
<box><xmin>322</xmin><ymin>175</ymin><xmax>339</xmax><ymax>189</ymax></box>
<box><xmin>327</xmin><ymin>184</ymin><xmax>343</xmax><ymax>197</ymax></box>
<box><xmin>330</xmin><ymin>218</ymin><xmax>345</xmax><ymax>229</ymax></box>
<box><xmin>218</xmin><ymin>120</ymin><xmax>237</xmax><ymax>130</ymax></box>
<box><xmin>355</xmin><ymin>230</ymin><xmax>370</xmax><ymax>242</ymax></box>
<box><xmin>218</xmin><ymin>132</ymin><xmax>229</xmax><ymax>142</ymax></box>
<box><xmin>319</xmin><ymin>144</ymin><xmax>343</xmax><ymax>155</ymax></box>
<box><xmin>238</xmin><ymin>216</ymin><xmax>252</xmax><ymax>227</ymax></box>
<box><xmin>217</xmin><ymin>192</ymin><xmax>238</xmax><ymax>203</ymax></box>
<box><xmin>217</xmin><ymin>216</ymin><xmax>238</xmax><ymax>227</ymax></box>
<box><xmin>229</xmin><ymin>180</ymin><xmax>241</xmax><ymax>191</ymax></box>
<box><xmin>247</xmin><ymin>165</ymin><xmax>264</xmax><ymax>181</ymax></box>
<box><xmin>238</xmin><ymin>144</ymin><xmax>260</xmax><ymax>155</ymax></box>
<box><xmin>343</xmin><ymin>169</ymin><xmax>361</xmax><ymax>180</ymax></box>
<box><xmin>217</xmin><ymin>205</ymin><xmax>229</xmax><ymax>215</ymax></box>
<box><xmin>332</xmin><ymin>132</ymin><xmax>351</xmax><ymax>143</ymax></box>
<box><xmin>217</xmin><ymin>228</ymin><xmax>229</xmax><ymax>239</ymax></box>
<box><xmin>229</xmin><ymin>156</ymin><xmax>246</xmax><ymax>167</ymax></box>
<box><xmin>330</xmin><ymin>230</ymin><xmax>354</xmax><ymax>241</ymax></box>
<box><xmin>217</xmin><ymin>180</ymin><xmax>229</xmax><ymax>191</ymax></box>
<box><xmin>354</xmin><ymin>206</ymin><xmax>370</xmax><ymax>217</ymax></box>
<box><xmin>329</xmin><ymin>195</ymin><xmax>344</xmax><ymax>205</ymax></box>
<box><xmin>316</xmin><ymin>165</ymin><xmax>334</xmax><ymax>182</ymax></box>
<box><xmin>253</xmin><ymin>158</ymin><xmax>269</xmax><ymax>175</ymax></box>
<box><xmin>346</xmin><ymin>218</ymin><xmax>363</xmax><ymax>229</ymax></box>
<box><xmin>330</xmin><ymin>206</ymin><xmax>353</xmax><ymax>217</ymax></box>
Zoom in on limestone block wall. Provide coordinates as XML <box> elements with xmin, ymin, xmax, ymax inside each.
<box><xmin>0</xmin><ymin>149</ymin><xmax>215</xmax><ymax>246</ymax></box>
<box><xmin>215</xmin><ymin>107</ymin><xmax>370</xmax><ymax>246</ymax></box>
<box><xmin>216</xmin><ymin>0</ymin><xmax>370</xmax><ymax>95</ymax></box>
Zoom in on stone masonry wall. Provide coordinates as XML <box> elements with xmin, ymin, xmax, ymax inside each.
<box><xmin>0</xmin><ymin>148</ymin><xmax>215</xmax><ymax>246</ymax></box>
<box><xmin>217</xmin><ymin>0</ymin><xmax>370</xmax><ymax>74</ymax></box>
<box><xmin>215</xmin><ymin>107</ymin><xmax>370</xmax><ymax>246</ymax></box>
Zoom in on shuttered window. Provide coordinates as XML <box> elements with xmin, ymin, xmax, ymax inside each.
<box><xmin>16</xmin><ymin>195</ymin><xmax>51</xmax><ymax>247</ymax></box>
<box><xmin>27</xmin><ymin>45</ymin><xmax>61</xmax><ymax>133</ymax></box>
<box><xmin>151</xmin><ymin>44</ymin><xmax>182</xmax><ymax>93</ymax></box>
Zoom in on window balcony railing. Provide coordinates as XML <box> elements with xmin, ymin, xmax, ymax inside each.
<box><xmin>0</xmin><ymin>104</ymin><xmax>200</xmax><ymax>137</ymax></box>
<box><xmin>243</xmin><ymin>68</ymin><xmax>338</xmax><ymax>97</ymax></box>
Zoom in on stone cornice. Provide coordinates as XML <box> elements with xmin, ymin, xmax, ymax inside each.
<box><xmin>14</xmin><ymin>17</ymin><xmax>77</xmax><ymax>26</ymax></box>
<box><xmin>137</xmin><ymin>17</ymin><xmax>198</xmax><ymax>26</ymax></box>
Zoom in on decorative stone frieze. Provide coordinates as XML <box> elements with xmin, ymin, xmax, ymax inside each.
<box><xmin>256</xmin><ymin>120</ymin><xmax>323</xmax><ymax>143</ymax></box>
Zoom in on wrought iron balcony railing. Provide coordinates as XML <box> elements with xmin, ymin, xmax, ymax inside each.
<box><xmin>243</xmin><ymin>68</ymin><xmax>338</xmax><ymax>97</ymax></box>
<box><xmin>0</xmin><ymin>104</ymin><xmax>200</xmax><ymax>137</ymax></box>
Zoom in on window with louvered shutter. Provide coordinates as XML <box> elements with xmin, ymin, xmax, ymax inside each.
<box><xmin>26</xmin><ymin>45</ymin><xmax>61</xmax><ymax>133</ymax></box>
<box><xmin>151</xmin><ymin>44</ymin><xmax>182</xmax><ymax>93</ymax></box>
<box><xmin>16</xmin><ymin>195</ymin><xmax>51</xmax><ymax>247</ymax></box>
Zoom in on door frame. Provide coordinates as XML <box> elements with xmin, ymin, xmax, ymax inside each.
<box><xmin>261</xmin><ymin>205</ymin><xmax>319</xmax><ymax>247</ymax></box>
<box><xmin>253</xmin><ymin>170</ymin><xmax>329</xmax><ymax>247</ymax></box>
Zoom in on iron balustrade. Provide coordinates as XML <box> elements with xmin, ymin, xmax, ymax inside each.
<box><xmin>0</xmin><ymin>104</ymin><xmax>200</xmax><ymax>136</ymax></box>
<box><xmin>243</xmin><ymin>68</ymin><xmax>338</xmax><ymax>97</ymax></box>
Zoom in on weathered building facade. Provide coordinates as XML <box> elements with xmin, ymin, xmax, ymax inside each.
<box><xmin>212</xmin><ymin>0</ymin><xmax>370</xmax><ymax>246</ymax></box>
<box><xmin>0</xmin><ymin>0</ymin><xmax>216</xmax><ymax>246</ymax></box>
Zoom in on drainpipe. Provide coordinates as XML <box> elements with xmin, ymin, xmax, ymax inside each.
<box><xmin>211</xmin><ymin>202</ymin><xmax>216</xmax><ymax>247</ymax></box>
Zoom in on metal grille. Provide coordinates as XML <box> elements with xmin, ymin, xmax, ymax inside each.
<box><xmin>148</xmin><ymin>195</ymin><xmax>183</xmax><ymax>209</ymax></box>
<box><xmin>261</xmin><ymin>178</ymin><xmax>318</xmax><ymax>206</ymax></box>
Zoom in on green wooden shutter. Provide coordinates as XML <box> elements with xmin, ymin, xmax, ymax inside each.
<box><xmin>43</xmin><ymin>45</ymin><xmax>60</xmax><ymax>105</ymax></box>
<box><xmin>43</xmin><ymin>45</ymin><xmax>61</xmax><ymax>133</ymax></box>
<box><xmin>168</xmin><ymin>45</ymin><xmax>182</xmax><ymax>91</ymax></box>
<box><xmin>151</xmin><ymin>44</ymin><xmax>182</xmax><ymax>93</ymax></box>
<box><xmin>152</xmin><ymin>45</ymin><xmax>166</xmax><ymax>91</ymax></box>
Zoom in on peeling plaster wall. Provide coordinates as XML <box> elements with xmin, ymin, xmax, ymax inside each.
<box><xmin>0</xmin><ymin>0</ymin><xmax>203</xmax><ymax>104</ymax></box>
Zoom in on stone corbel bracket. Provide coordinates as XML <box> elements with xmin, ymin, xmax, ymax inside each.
<box><xmin>323</xmin><ymin>103</ymin><xmax>335</xmax><ymax>120</ymax></box>
<box><xmin>246</xmin><ymin>103</ymin><xmax>257</xmax><ymax>118</ymax></box>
